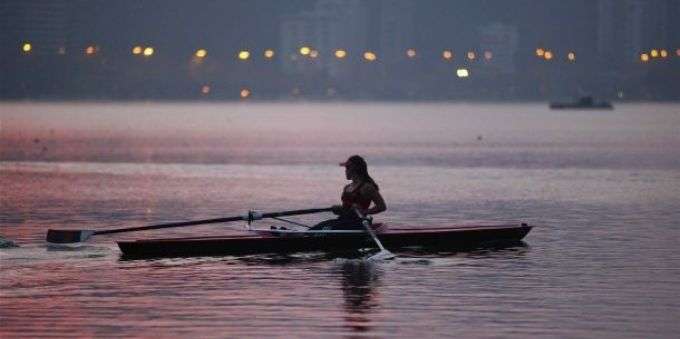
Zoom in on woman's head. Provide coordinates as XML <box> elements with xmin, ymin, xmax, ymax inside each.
<box><xmin>341</xmin><ymin>155</ymin><xmax>368</xmax><ymax>180</ymax></box>
<box><xmin>340</xmin><ymin>155</ymin><xmax>378</xmax><ymax>189</ymax></box>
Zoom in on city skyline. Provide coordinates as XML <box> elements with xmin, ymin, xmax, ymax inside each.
<box><xmin>1</xmin><ymin>0</ymin><xmax>678</xmax><ymax>101</ymax></box>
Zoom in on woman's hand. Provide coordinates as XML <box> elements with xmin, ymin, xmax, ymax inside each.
<box><xmin>331</xmin><ymin>205</ymin><xmax>344</xmax><ymax>215</ymax></box>
<box><xmin>351</xmin><ymin>204</ymin><xmax>371</xmax><ymax>218</ymax></box>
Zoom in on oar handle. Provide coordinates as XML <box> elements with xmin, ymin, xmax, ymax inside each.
<box><xmin>93</xmin><ymin>207</ymin><xmax>333</xmax><ymax>235</ymax></box>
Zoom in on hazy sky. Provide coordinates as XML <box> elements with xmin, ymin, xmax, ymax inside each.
<box><xmin>73</xmin><ymin>0</ymin><xmax>600</xmax><ymax>53</ymax></box>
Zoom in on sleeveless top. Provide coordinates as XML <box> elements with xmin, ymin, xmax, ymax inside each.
<box><xmin>341</xmin><ymin>181</ymin><xmax>373</xmax><ymax>211</ymax></box>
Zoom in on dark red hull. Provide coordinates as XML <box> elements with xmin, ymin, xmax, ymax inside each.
<box><xmin>118</xmin><ymin>223</ymin><xmax>532</xmax><ymax>259</ymax></box>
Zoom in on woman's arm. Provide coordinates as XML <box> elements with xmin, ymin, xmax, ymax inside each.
<box><xmin>363</xmin><ymin>184</ymin><xmax>386</xmax><ymax>215</ymax></box>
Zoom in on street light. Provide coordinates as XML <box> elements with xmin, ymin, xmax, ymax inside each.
<box><xmin>484</xmin><ymin>51</ymin><xmax>492</xmax><ymax>60</ymax></box>
<box><xmin>264</xmin><ymin>49</ymin><xmax>275</xmax><ymax>59</ymax></box>
<box><xmin>195</xmin><ymin>49</ymin><xmax>207</xmax><ymax>58</ymax></box>
<box><xmin>85</xmin><ymin>45</ymin><xmax>97</xmax><ymax>55</ymax></box>
<box><xmin>544</xmin><ymin>51</ymin><xmax>553</xmax><ymax>60</ymax></box>
<box><xmin>143</xmin><ymin>47</ymin><xmax>154</xmax><ymax>57</ymax></box>
<box><xmin>640</xmin><ymin>53</ymin><xmax>650</xmax><ymax>62</ymax></box>
<box><xmin>132</xmin><ymin>46</ymin><xmax>142</xmax><ymax>55</ymax></box>
<box><xmin>22</xmin><ymin>42</ymin><xmax>32</xmax><ymax>54</ymax></box>
<box><xmin>467</xmin><ymin>51</ymin><xmax>476</xmax><ymax>60</ymax></box>
<box><xmin>406</xmin><ymin>48</ymin><xmax>416</xmax><ymax>58</ymax></box>
<box><xmin>567</xmin><ymin>52</ymin><xmax>576</xmax><ymax>62</ymax></box>
<box><xmin>363</xmin><ymin>51</ymin><xmax>377</xmax><ymax>61</ymax></box>
<box><xmin>240</xmin><ymin>88</ymin><xmax>251</xmax><ymax>99</ymax></box>
<box><xmin>442</xmin><ymin>50</ymin><xmax>453</xmax><ymax>60</ymax></box>
<box><xmin>456</xmin><ymin>68</ymin><xmax>469</xmax><ymax>78</ymax></box>
<box><xmin>238</xmin><ymin>50</ymin><xmax>250</xmax><ymax>60</ymax></box>
<box><xmin>299</xmin><ymin>46</ymin><xmax>311</xmax><ymax>56</ymax></box>
<box><xmin>334</xmin><ymin>49</ymin><xmax>347</xmax><ymax>59</ymax></box>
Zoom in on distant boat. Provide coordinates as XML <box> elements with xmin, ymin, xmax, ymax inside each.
<box><xmin>549</xmin><ymin>96</ymin><xmax>613</xmax><ymax>110</ymax></box>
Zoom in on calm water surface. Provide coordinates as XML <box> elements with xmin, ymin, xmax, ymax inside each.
<box><xmin>1</xmin><ymin>103</ymin><xmax>679</xmax><ymax>338</ymax></box>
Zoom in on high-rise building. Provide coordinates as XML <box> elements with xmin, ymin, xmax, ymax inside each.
<box><xmin>377</xmin><ymin>0</ymin><xmax>416</xmax><ymax>65</ymax></box>
<box><xmin>597</xmin><ymin>0</ymin><xmax>671</xmax><ymax>66</ymax></box>
<box><xmin>280</xmin><ymin>0</ymin><xmax>370</xmax><ymax>76</ymax></box>
<box><xmin>478</xmin><ymin>23</ymin><xmax>519</xmax><ymax>75</ymax></box>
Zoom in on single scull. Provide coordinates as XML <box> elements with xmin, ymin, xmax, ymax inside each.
<box><xmin>45</xmin><ymin>207</ymin><xmax>533</xmax><ymax>260</ymax></box>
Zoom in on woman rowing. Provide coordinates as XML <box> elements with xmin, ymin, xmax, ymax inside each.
<box><xmin>311</xmin><ymin>155</ymin><xmax>387</xmax><ymax>230</ymax></box>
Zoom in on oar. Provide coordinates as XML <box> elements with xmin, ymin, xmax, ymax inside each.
<box><xmin>46</xmin><ymin>207</ymin><xmax>333</xmax><ymax>244</ymax></box>
<box><xmin>354</xmin><ymin>208</ymin><xmax>395</xmax><ymax>261</ymax></box>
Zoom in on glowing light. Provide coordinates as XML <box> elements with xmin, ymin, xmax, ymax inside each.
<box><xmin>467</xmin><ymin>51</ymin><xmax>476</xmax><ymax>60</ymax></box>
<box><xmin>676</xmin><ymin>49</ymin><xmax>680</xmax><ymax>57</ymax></box>
<box><xmin>132</xmin><ymin>46</ymin><xmax>142</xmax><ymax>55</ymax></box>
<box><xmin>406</xmin><ymin>48</ymin><xmax>416</xmax><ymax>58</ymax></box>
<box><xmin>640</xmin><ymin>53</ymin><xmax>649</xmax><ymax>62</ymax></box>
<box><xmin>22</xmin><ymin>43</ymin><xmax>32</xmax><ymax>53</ymax></box>
<box><xmin>299</xmin><ymin>46</ymin><xmax>311</xmax><ymax>55</ymax></box>
<box><xmin>363</xmin><ymin>51</ymin><xmax>377</xmax><ymax>61</ymax></box>
<box><xmin>536</xmin><ymin>48</ymin><xmax>545</xmax><ymax>57</ymax></box>
<box><xmin>484</xmin><ymin>51</ymin><xmax>493</xmax><ymax>60</ymax></box>
<box><xmin>334</xmin><ymin>49</ymin><xmax>347</xmax><ymax>59</ymax></box>
<box><xmin>57</xmin><ymin>47</ymin><xmax>66</xmax><ymax>55</ymax></box>
<box><xmin>264</xmin><ymin>49</ymin><xmax>275</xmax><ymax>59</ymax></box>
<box><xmin>650</xmin><ymin>49</ymin><xmax>659</xmax><ymax>58</ymax></box>
<box><xmin>85</xmin><ymin>45</ymin><xmax>97</xmax><ymax>55</ymax></box>
<box><xmin>567</xmin><ymin>52</ymin><xmax>576</xmax><ymax>61</ymax></box>
<box><xmin>143</xmin><ymin>47</ymin><xmax>154</xmax><ymax>57</ymax></box>
<box><xmin>201</xmin><ymin>85</ymin><xmax>211</xmax><ymax>94</ymax></box>
<box><xmin>456</xmin><ymin>68</ymin><xmax>470</xmax><ymax>78</ymax></box>
<box><xmin>442</xmin><ymin>50</ymin><xmax>453</xmax><ymax>60</ymax></box>
<box><xmin>544</xmin><ymin>51</ymin><xmax>553</xmax><ymax>60</ymax></box>
<box><xmin>309</xmin><ymin>50</ymin><xmax>319</xmax><ymax>58</ymax></box>
<box><xmin>238</xmin><ymin>50</ymin><xmax>250</xmax><ymax>60</ymax></box>
<box><xmin>240</xmin><ymin>88</ymin><xmax>251</xmax><ymax>99</ymax></box>
<box><xmin>660</xmin><ymin>49</ymin><xmax>668</xmax><ymax>58</ymax></box>
<box><xmin>195</xmin><ymin>49</ymin><xmax>207</xmax><ymax>58</ymax></box>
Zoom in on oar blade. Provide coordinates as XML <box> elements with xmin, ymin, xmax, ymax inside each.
<box><xmin>46</xmin><ymin>229</ymin><xmax>94</xmax><ymax>243</ymax></box>
<box><xmin>367</xmin><ymin>249</ymin><xmax>395</xmax><ymax>261</ymax></box>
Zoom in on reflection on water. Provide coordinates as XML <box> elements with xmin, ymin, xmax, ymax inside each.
<box><xmin>1</xmin><ymin>103</ymin><xmax>680</xmax><ymax>338</ymax></box>
<box><xmin>339</xmin><ymin>260</ymin><xmax>381</xmax><ymax>333</ymax></box>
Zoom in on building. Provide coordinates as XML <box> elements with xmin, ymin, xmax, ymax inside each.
<box><xmin>377</xmin><ymin>0</ymin><xmax>416</xmax><ymax>65</ymax></box>
<box><xmin>279</xmin><ymin>0</ymin><xmax>370</xmax><ymax>77</ymax></box>
<box><xmin>478</xmin><ymin>23</ymin><xmax>519</xmax><ymax>75</ymax></box>
<box><xmin>597</xmin><ymin>0</ymin><xmax>672</xmax><ymax>66</ymax></box>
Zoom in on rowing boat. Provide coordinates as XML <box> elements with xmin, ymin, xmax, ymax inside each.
<box><xmin>118</xmin><ymin>223</ymin><xmax>532</xmax><ymax>259</ymax></box>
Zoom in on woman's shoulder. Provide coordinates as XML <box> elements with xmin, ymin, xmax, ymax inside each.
<box><xmin>360</xmin><ymin>181</ymin><xmax>378</xmax><ymax>194</ymax></box>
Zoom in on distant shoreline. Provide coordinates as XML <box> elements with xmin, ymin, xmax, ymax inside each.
<box><xmin>2</xmin><ymin>98</ymin><xmax>680</xmax><ymax>104</ymax></box>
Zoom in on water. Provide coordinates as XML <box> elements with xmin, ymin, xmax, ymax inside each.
<box><xmin>1</xmin><ymin>103</ymin><xmax>679</xmax><ymax>338</ymax></box>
